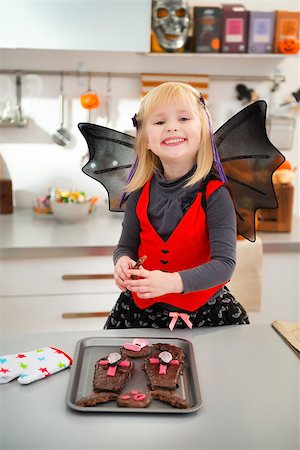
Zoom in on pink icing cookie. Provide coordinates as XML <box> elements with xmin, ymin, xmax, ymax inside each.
<box><xmin>120</xmin><ymin>339</ymin><xmax>151</xmax><ymax>359</ymax></box>
<box><xmin>117</xmin><ymin>390</ymin><xmax>151</xmax><ymax>408</ymax></box>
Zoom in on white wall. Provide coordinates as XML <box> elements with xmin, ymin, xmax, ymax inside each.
<box><xmin>0</xmin><ymin>0</ymin><xmax>299</xmax><ymax>212</ymax></box>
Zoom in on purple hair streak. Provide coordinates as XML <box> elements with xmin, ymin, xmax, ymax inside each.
<box><xmin>119</xmin><ymin>114</ymin><xmax>139</xmax><ymax>207</ymax></box>
<box><xmin>199</xmin><ymin>94</ymin><xmax>227</xmax><ymax>183</ymax></box>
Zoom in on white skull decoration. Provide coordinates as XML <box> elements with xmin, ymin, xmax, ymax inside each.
<box><xmin>152</xmin><ymin>0</ymin><xmax>190</xmax><ymax>52</ymax></box>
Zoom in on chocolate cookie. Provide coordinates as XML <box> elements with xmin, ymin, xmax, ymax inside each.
<box><xmin>117</xmin><ymin>390</ymin><xmax>151</xmax><ymax>408</ymax></box>
<box><xmin>152</xmin><ymin>343</ymin><xmax>185</xmax><ymax>362</ymax></box>
<box><xmin>93</xmin><ymin>352</ymin><xmax>134</xmax><ymax>394</ymax></box>
<box><xmin>75</xmin><ymin>391</ymin><xmax>118</xmax><ymax>407</ymax></box>
<box><xmin>151</xmin><ymin>389</ymin><xmax>190</xmax><ymax>409</ymax></box>
<box><xmin>120</xmin><ymin>338</ymin><xmax>152</xmax><ymax>359</ymax></box>
<box><xmin>143</xmin><ymin>343</ymin><xmax>185</xmax><ymax>391</ymax></box>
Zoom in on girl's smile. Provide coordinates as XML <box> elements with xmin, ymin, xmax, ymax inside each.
<box><xmin>162</xmin><ymin>137</ymin><xmax>187</xmax><ymax>146</ymax></box>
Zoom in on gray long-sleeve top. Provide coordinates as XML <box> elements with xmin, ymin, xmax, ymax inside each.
<box><xmin>113</xmin><ymin>168</ymin><xmax>237</xmax><ymax>294</ymax></box>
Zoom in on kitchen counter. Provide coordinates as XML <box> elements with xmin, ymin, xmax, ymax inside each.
<box><xmin>0</xmin><ymin>206</ymin><xmax>124</xmax><ymax>258</ymax></box>
<box><xmin>0</xmin><ymin>325</ymin><xmax>299</xmax><ymax>450</ymax></box>
<box><xmin>0</xmin><ymin>207</ymin><xmax>299</xmax><ymax>258</ymax></box>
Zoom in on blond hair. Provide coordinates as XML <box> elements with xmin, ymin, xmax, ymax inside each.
<box><xmin>125</xmin><ymin>82</ymin><xmax>214</xmax><ymax>193</ymax></box>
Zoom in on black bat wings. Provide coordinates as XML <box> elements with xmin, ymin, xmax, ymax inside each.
<box><xmin>79</xmin><ymin>101</ymin><xmax>284</xmax><ymax>241</ymax></box>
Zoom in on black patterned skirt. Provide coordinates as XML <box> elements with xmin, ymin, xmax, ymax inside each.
<box><xmin>104</xmin><ymin>286</ymin><xmax>250</xmax><ymax>329</ymax></box>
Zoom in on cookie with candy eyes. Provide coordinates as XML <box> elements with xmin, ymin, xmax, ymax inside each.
<box><xmin>93</xmin><ymin>352</ymin><xmax>134</xmax><ymax>394</ymax></box>
<box><xmin>120</xmin><ymin>338</ymin><xmax>152</xmax><ymax>359</ymax></box>
<box><xmin>143</xmin><ymin>343</ymin><xmax>185</xmax><ymax>391</ymax></box>
<box><xmin>117</xmin><ymin>390</ymin><xmax>151</xmax><ymax>408</ymax></box>
<box><xmin>152</xmin><ymin>343</ymin><xmax>185</xmax><ymax>362</ymax></box>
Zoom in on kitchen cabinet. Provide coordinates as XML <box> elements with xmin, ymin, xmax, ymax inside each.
<box><xmin>0</xmin><ymin>255</ymin><xmax>119</xmax><ymax>335</ymax></box>
<box><xmin>1</xmin><ymin>293</ymin><xmax>115</xmax><ymax>335</ymax></box>
<box><xmin>0</xmin><ymin>210</ymin><xmax>299</xmax><ymax>336</ymax></box>
<box><xmin>1</xmin><ymin>255</ymin><xmax>116</xmax><ymax>297</ymax></box>
<box><xmin>0</xmin><ymin>208</ymin><xmax>125</xmax><ymax>336</ymax></box>
<box><xmin>1</xmin><ymin>0</ymin><xmax>151</xmax><ymax>52</ymax></box>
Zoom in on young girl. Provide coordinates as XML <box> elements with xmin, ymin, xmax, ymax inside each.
<box><xmin>105</xmin><ymin>82</ymin><xmax>249</xmax><ymax>330</ymax></box>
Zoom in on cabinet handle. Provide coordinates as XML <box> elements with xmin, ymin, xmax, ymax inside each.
<box><xmin>62</xmin><ymin>274</ymin><xmax>114</xmax><ymax>280</ymax></box>
<box><xmin>62</xmin><ymin>312</ymin><xmax>109</xmax><ymax>319</ymax></box>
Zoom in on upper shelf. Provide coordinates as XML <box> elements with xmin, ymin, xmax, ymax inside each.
<box><xmin>1</xmin><ymin>0</ymin><xmax>298</xmax><ymax>78</ymax></box>
<box><xmin>0</xmin><ymin>48</ymin><xmax>296</xmax><ymax>80</ymax></box>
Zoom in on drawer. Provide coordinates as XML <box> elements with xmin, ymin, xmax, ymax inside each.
<box><xmin>0</xmin><ymin>292</ymin><xmax>118</xmax><ymax>336</ymax></box>
<box><xmin>0</xmin><ymin>256</ymin><xmax>119</xmax><ymax>297</ymax></box>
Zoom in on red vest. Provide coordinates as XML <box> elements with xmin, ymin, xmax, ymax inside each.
<box><xmin>132</xmin><ymin>178</ymin><xmax>227</xmax><ymax>312</ymax></box>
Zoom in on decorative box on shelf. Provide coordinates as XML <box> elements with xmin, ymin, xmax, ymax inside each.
<box><xmin>257</xmin><ymin>183</ymin><xmax>294</xmax><ymax>232</ymax></box>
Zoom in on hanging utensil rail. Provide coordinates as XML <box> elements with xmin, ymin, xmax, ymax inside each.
<box><xmin>0</xmin><ymin>69</ymin><xmax>285</xmax><ymax>84</ymax></box>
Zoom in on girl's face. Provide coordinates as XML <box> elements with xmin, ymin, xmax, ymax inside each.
<box><xmin>145</xmin><ymin>100</ymin><xmax>201</xmax><ymax>177</ymax></box>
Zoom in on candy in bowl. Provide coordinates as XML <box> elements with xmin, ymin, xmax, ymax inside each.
<box><xmin>50</xmin><ymin>189</ymin><xmax>92</xmax><ymax>223</ymax></box>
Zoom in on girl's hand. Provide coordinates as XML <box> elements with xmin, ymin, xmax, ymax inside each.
<box><xmin>114</xmin><ymin>256</ymin><xmax>137</xmax><ymax>291</ymax></box>
<box><xmin>124</xmin><ymin>267</ymin><xmax>183</xmax><ymax>299</ymax></box>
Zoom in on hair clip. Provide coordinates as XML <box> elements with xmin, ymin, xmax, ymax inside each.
<box><xmin>132</xmin><ymin>113</ymin><xmax>138</xmax><ymax>129</ymax></box>
<box><xmin>199</xmin><ymin>93</ymin><xmax>206</xmax><ymax>106</ymax></box>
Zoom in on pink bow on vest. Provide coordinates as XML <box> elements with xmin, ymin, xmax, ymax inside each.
<box><xmin>169</xmin><ymin>312</ymin><xmax>193</xmax><ymax>331</ymax></box>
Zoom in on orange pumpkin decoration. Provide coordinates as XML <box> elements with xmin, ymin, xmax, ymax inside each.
<box><xmin>80</xmin><ymin>92</ymin><xmax>100</xmax><ymax>110</ymax></box>
<box><xmin>279</xmin><ymin>38</ymin><xmax>300</xmax><ymax>54</ymax></box>
<box><xmin>277</xmin><ymin>160</ymin><xmax>292</xmax><ymax>170</ymax></box>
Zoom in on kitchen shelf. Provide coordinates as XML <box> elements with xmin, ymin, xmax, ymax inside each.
<box><xmin>0</xmin><ymin>49</ymin><xmax>295</xmax><ymax>82</ymax></box>
<box><xmin>142</xmin><ymin>52</ymin><xmax>290</xmax><ymax>58</ymax></box>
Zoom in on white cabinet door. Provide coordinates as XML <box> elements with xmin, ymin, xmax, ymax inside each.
<box><xmin>0</xmin><ymin>254</ymin><xmax>121</xmax><ymax>335</ymax></box>
<box><xmin>1</xmin><ymin>0</ymin><xmax>151</xmax><ymax>51</ymax></box>
<box><xmin>1</xmin><ymin>292</ymin><xmax>118</xmax><ymax>336</ymax></box>
<box><xmin>1</xmin><ymin>255</ymin><xmax>118</xmax><ymax>296</ymax></box>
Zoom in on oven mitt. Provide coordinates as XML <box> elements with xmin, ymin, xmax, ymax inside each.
<box><xmin>0</xmin><ymin>347</ymin><xmax>72</xmax><ymax>384</ymax></box>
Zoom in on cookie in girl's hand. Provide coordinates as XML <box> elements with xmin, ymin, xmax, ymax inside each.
<box><xmin>120</xmin><ymin>338</ymin><xmax>151</xmax><ymax>358</ymax></box>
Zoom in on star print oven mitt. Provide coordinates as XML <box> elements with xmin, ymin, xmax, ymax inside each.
<box><xmin>0</xmin><ymin>347</ymin><xmax>72</xmax><ymax>384</ymax></box>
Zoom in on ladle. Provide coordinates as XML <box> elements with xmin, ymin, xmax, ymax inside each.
<box><xmin>52</xmin><ymin>73</ymin><xmax>71</xmax><ymax>146</ymax></box>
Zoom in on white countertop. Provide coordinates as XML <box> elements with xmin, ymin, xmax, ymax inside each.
<box><xmin>0</xmin><ymin>207</ymin><xmax>299</xmax><ymax>258</ymax></box>
<box><xmin>0</xmin><ymin>206</ymin><xmax>124</xmax><ymax>257</ymax></box>
<box><xmin>0</xmin><ymin>326</ymin><xmax>299</xmax><ymax>450</ymax></box>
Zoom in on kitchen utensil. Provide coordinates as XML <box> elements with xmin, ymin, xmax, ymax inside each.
<box><xmin>52</xmin><ymin>74</ymin><xmax>71</xmax><ymax>146</ymax></box>
<box><xmin>0</xmin><ymin>75</ymin><xmax>13</xmax><ymax>104</ymax></box>
<box><xmin>14</xmin><ymin>72</ymin><xmax>29</xmax><ymax>127</ymax></box>
<box><xmin>0</xmin><ymin>72</ymin><xmax>28</xmax><ymax>127</ymax></box>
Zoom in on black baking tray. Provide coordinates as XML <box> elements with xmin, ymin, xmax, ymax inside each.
<box><xmin>66</xmin><ymin>336</ymin><xmax>203</xmax><ymax>414</ymax></box>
